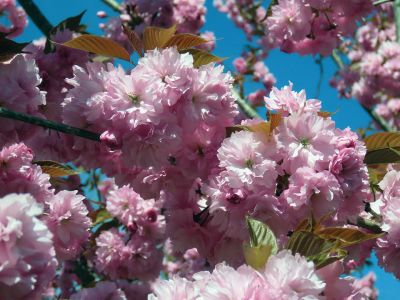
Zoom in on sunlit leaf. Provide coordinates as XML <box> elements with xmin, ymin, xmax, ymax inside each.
<box><xmin>35</xmin><ymin>160</ymin><xmax>82</xmax><ymax>177</ymax></box>
<box><xmin>364</xmin><ymin>132</ymin><xmax>400</xmax><ymax>164</ymax></box>
<box><xmin>226</xmin><ymin>121</ymin><xmax>271</xmax><ymax>137</ymax></box>
<box><xmin>60</xmin><ymin>35</ymin><xmax>130</xmax><ymax>61</ymax></box>
<box><xmin>164</xmin><ymin>33</ymin><xmax>208</xmax><ymax>50</ymax></box>
<box><xmin>90</xmin><ymin>209</ymin><xmax>113</xmax><ymax>226</ymax></box>
<box><xmin>243</xmin><ymin>244</ymin><xmax>275</xmax><ymax>270</ymax></box>
<box><xmin>286</xmin><ymin>231</ymin><xmax>334</xmax><ymax>257</ymax></box>
<box><xmin>184</xmin><ymin>48</ymin><xmax>225</xmax><ymax>68</ymax></box>
<box><xmin>309</xmin><ymin>248</ymin><xmax>347</xmax><ymax>269</ymax></box>
<box><xmin>122</xmin><ymin>24</ymin><xmax>143</xmax><ymax>56</ymax></box>
<box><xmin>315</xmin><ymin>227</ymin><xmax>384</xmax><ymax>247</ymax></box>
<box><xmin>143</xmin><ymin>24</ymin><xmax>176</xmax><ymax>51</ymax></box>
<box><xmin>269</xmin><ymin>112</ymin><xmax>282</xmax><ymax>131</ymax></box>
<box><xmin>244</xmin><ymin>217</ymin><xmax>278</xmax><ymax>269</ymax></box>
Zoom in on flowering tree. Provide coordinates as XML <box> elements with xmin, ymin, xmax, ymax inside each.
<box><xmin>1</xmin><ymin>0</ymin><xmax>400</xmax><ymax>298</ymax></box>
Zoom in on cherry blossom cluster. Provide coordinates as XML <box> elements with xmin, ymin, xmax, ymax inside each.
<box><xmin>165</xmin><ymin>83</ymin><xmax>372</xmax><ymax>267</ymax></box>
<box><xmin>372</xmin><ymin>168</ymin><xmax>400</xmax><ymax>279</ymax></box>
<box><xmin>0</xmin><ymin>142</ymin><xmax>91</xmax><ymax>298</ymax></box>
<box><xmin>330</xmin><ymin>3</ymin><xmax>400</xmax><ymax>129</ymax></box>
<box><xmin>215</xmin><ymin>0</ymin><xmax>374</xmax><ymax>56</ymax></box>
<box><xmin>0</xmin><ymin>0</ymin><xmax>27</xmax><ymax>37</ymax></box>
<box><xmin>151</xmin><ymin>251</ymin><xmax>377</xmax><ymax>299</ymax></box>
<box><xmin>62</xmin><ymin>46</ymin><xmax>237</xmax><ymax>187</ymax></box>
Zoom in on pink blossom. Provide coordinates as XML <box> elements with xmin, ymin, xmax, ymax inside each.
<box><xmin>0</xmin><ymin>194</ymin><xmax>57</xmax><ymax>300</ymax></box>
<box><xmin>0</xmin><ymin>0</ymin><xmax>27</xmax><ymax>37</ymax></box>
<box><xmin>217</xmin><ymin>130</ymin><xmax>277</xmax><ymax>191</ymax></box>
<box><xmin>106</xmin><ymin>185</ymin><xmax>165</xmax><ymax>237</ymax></box>
<box><xmin>0</xmin><ymin>55</ymin><xmax>45</xmax><ymax>145</ymax></box>
<box><xmin>276</xmin><ymin>112</ymin><xmax>335</xmax><ymax>173</ymax></box>
<box><xmin>0</xmin><ymin>143</ymin><xmax>53</xmax><ymax>203</ymax></box>
<box><xmin>94</xmin><ymin>228</ymin><xmax>163</xmax><ymax>280</ymax></box>
<box><xmin>233</xmin><ymin>57</ymin><xmax>248</xmax><ymax>74</ymax></box>
<box><xmin>149</xmin><ymin>276</ymin><xmax>198</xmax><ymax>300</ymax></box>
<box><xmin>45</xmin><ymin>190</ymin><xmax>91</xmax><ymax>260</ymax></box>
<box><xmin>265</xmin><ymin>83</ymin><xmax>321</xmax><ymax>116</ymax></box>
<box><xmin>262</xmin><ymin>250</ymin><xmax>325</xmax><ymax>299</ymax></box>
<box><xmin>266</xmin><ymin>0</ymin><xmax>313</xmax><ymax>42</ymax></box>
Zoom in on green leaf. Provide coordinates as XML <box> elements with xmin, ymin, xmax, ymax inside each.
<box><xmin>286</xmin><ymin>231</ymin><xmax>334</xmax><ymax>257</ymax></box>
<box><xmin>364</xmin><ymin>132</ymin><xmax>400</xmax><ymax>164</ymax></box>
<box><xmin>184</xmin><ymin>48</ymin><xmax>225</xmax><ymax>68</ymax></box>
<box><xmin>59</xmin><ymin>34</ymin><xmax>131</xmax><ymax>61</ymax></box>
<box><xmin>164</xmin><ymin>33</ymin><xmax>208</xmax><ymax>50</ymax></box>
<box><xmin>90</xmin><ymin>209</ymin><xmax>113</xmax><ymax>226</ymax></box>
<box><xmin>308</xmin><ymin>248</ymin><xmax>348</xmax><ymax>269</ymax></box>
<box><xmin>143</xmin><ymin>24</ymin><xmax>176</xmax><ymax>51</ymax></box>
<box><xmin>244</xmin><ymin>217</ymin><xmax>278</xmax><ymax>269</ymax></box>
<box><xmin>35</xmin><ymin>160</ymin><xmax>82</xmax><ymax>177</ymax></box>
<box><xmin>0</xmin><ymin>38</ymin><xmax>30</xmax><ymax>62</ymax></box>
<box><xmin>45</xmin><ymin>10</ymin><xmax>87</xmax><ymax>53</ymax></box>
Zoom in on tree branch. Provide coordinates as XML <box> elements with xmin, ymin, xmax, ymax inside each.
<box><xmin>395</xmin><ymin>0</ymin><xmax>400</xmax><ymax>42</ymax></box>
<box><xmin>362</xmin><ymin>105</ymin><xmax>395</xmax><ymax>132</ymax></box>
<box><xmin>373</xmin><ymin>0</ymin><xmax>393</xmax><ymax>5</ymax></box>
<box><xmin>17</xmin><ymin>0</ymin><xmax>53</xmax><ymax>36</ymax></box>
<box><xmin>101</xmin><ymin>0</ymin><xmax>122</xmax><ymax>13</ymax></box>
<box><xmin>232</xmin><ymin>88</ymin><xmax>261</xmax><ymax>119</ymax></box>
<box><xmin>0</xmin><ymin>107</ymin><xmax>100</xmax><ymax>141</ymax></box>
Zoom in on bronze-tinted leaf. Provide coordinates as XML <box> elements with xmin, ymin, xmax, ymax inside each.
<box><xmin>122</xmin><ymin>24</ymin><xmax>143</xmax><ymax>56</ymax></box>
<box><xmin>143</xmin><ymin>24</ymin><xmax>176</xmax><ymax>51</ymax></box>
<box><xmin>315</xmin><ymin>227</ymin><xmax>383</xmax><ymax>247</ymax></box>
<box><xmin>35</xmin><ymin>160</ymin><xmax>82</xmax><ymax>177</ymax></box>
<box><xmin>185</xmin><ymin>48</ymin><xmax>225</xmax><ymax>68</ymax></box>
<box><xmin>269</xmin><ymin>112</ymin><xmax>282</xmax><ymax>131</ymax></box>
<box><xmin>60</xmin><ymin>35</ymin><xmax>130</xmax><ymax>61</ymax></box>
<box><xmin>317</xmin><ymin>111</ymin><xmax>331</xmax><ymax>118</ymax></box>
<box><xmin>164</xmin><ymin>33</ymin><xmax>208</xmax><ymax>50</ymax></box>
<box><xmin>364</xmin><ymin>132</ymin><xmax>400</xmax><ymax>164</ymax></box>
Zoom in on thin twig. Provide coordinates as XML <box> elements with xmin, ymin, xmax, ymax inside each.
<box><xmin>232</xmin><ymin>88</ymin><xmax>261</xmax><ymax>119</ymax></box>
<box><xmin>373</xmin><ymin>0</ymin><xmax>393</xmax><ymax>6</ymax></box>
<box><xmin>0</xmin><ymin>107</ymin><xmax>100</xmax><ymax>141</ymax></box>
<box><xmin>362</xmin><ymin>105</ymin><xmax>396</xmax><ymax>132</ymax></box>
<box><xmin>101</xmin><ymin>0</ymin><xmax>122</xmax><ymax>13</ymax></box>
<box><xmin>17</xmin><ymin>0</ymin><xmax>53</xmax><ymax>36</ymax></box>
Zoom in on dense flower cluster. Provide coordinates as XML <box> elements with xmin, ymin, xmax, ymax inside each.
<box><xmin>374</xmin><ymin>169</ymin><xmax>400</xmax><ymax>279</ymax></box>
<box><xmin>215</xmin><ymin>0</ymin><xmax>373</xmax><ymax>56</ymax></box>
<box><xmin>151</xmin><ymin>250</ymin><xmax>377</xmax><ymax>299</ymax></box>
<box><xmin>166</xmin><ymin>84</ymin><xmax>371</xmax><ymax>267</ymax></box>
<box><xmin>1</xmin><ymin>0</ymin><xmax>398</xmax><ymax>297</ymax></box>
<box><xmin>62</xmin><ymin>46</ymin><xmax>237</xmax><ymax>188</ymax></box>
<box><xmin>0</xmin><ymin>194</ymin><xmax>57</xmax><ymax>300</ymax></box>
<box><xmin>331</xmin><ymin>4</ymin><xmax>400</xmax><ymax>130</ymax></box>
<box><xmin>0</xmin><ymin>55</ymin><xmax>46</xmax><ymax>146</ymax></box>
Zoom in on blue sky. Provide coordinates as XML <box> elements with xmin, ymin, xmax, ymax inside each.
<box><xmin>15</xmin><ymin>0</ymin><xmax>400</xmax><ymax>298</ymax></box>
